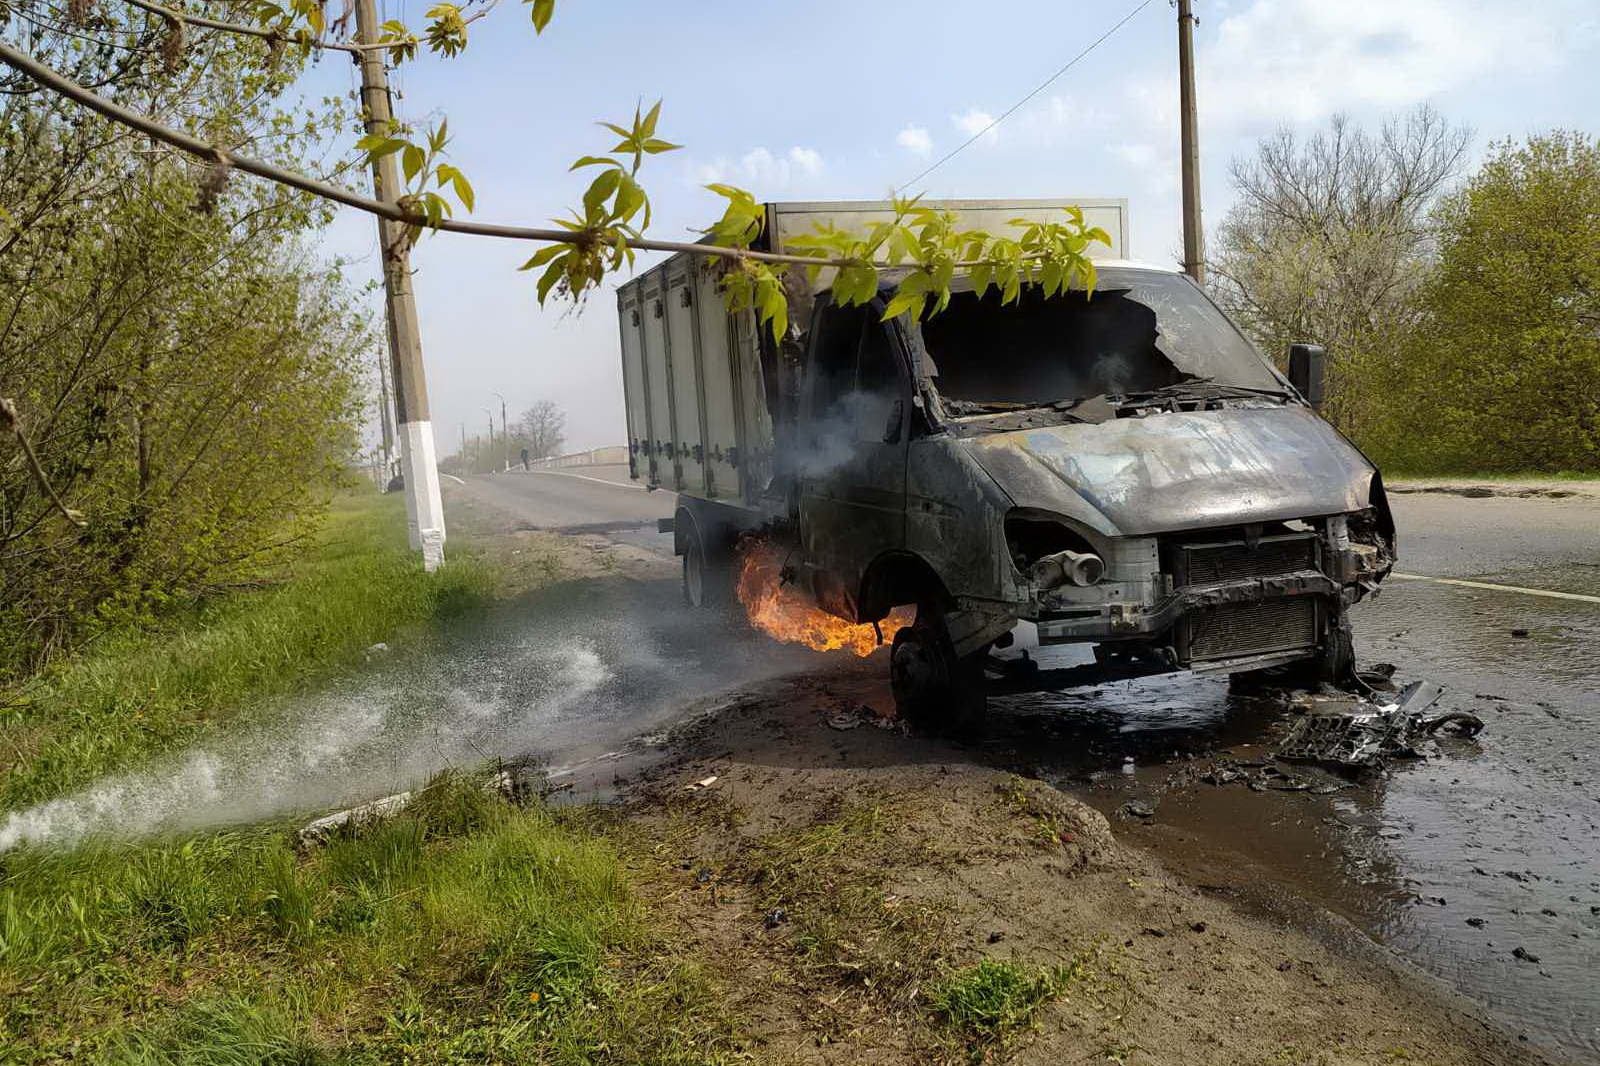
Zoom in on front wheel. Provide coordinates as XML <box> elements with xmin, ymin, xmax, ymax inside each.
<box><xmin>890</xmin><ymin>608</ymin><xmax>988</xmax><ymax>733</ymax></box>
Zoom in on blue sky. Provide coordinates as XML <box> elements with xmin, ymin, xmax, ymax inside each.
<box><xmin>309</xmin><ymin>0</ymin><xmax>1600</xmax><ymax>454</ymax></box>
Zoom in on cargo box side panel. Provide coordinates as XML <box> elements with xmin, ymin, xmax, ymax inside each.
<box><xmin>617</xmin><ymin>285</ymin><xmax>652</xmax><ymax>483</ymax></box>
<box><xmin>731</xmin><ymin>308</ymin><xmax>774</xmax><ymax>502</ymax></box>
<box><xmin>664</xmin><ymin>263</ymin><xmax>706</xmax><ymax>494</ymax></box>
<box><xmin>640</xmin><ymin>281</ymin><xmax>679</xmax><ymax>490</ymax></box>
<box><xmin>692</xmin><ymin>262</ymin><xmax>743</xmax><ymax>500</ymax></box>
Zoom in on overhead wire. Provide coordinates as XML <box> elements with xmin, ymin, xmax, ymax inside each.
<box><xmin>897</xmin><ymin>0</ymin><xmax>1157</xmax><ymax>192</ymax></box>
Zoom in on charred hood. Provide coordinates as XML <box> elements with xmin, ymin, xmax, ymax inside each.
<box><xmin>964</xmin><ymin>406</ymin><xmax>1376</xmax><ymax>535</ymax></box>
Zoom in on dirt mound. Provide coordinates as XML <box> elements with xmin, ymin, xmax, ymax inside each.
<box><xmin>613</xmin><ymin>678</ymin><xmax>1558</xmax><ymax>1065</ymax></box>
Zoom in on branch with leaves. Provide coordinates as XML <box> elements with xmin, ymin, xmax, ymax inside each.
<box><xmin>5</xmin><ymin>0</ymin><xmax>1110</xmax><ymax>348</ymax></box>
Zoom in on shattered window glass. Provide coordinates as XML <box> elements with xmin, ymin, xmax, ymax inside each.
<box><xmin>915</xmin><ymin>267</ymin><xmax>1281</xmax><ymax>410</ymax></box>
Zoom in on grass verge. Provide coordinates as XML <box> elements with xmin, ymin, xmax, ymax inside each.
<box><xmin>0</xmin><ymin>773</ymin><xmax>737</xmax><ymax>1062</ymax></box>
<box><xmin>0</xmin><ymin>494</ymin><xmax>495</xmax><ymax>811</ymax></box>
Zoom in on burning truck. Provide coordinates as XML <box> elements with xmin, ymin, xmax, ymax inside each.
<box><xmin>615</xmin><ymin>199</ymin><xmax>1395</xmax><ymax>728</ymax></box>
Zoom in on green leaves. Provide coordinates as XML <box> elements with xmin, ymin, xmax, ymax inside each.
<box><xmin>528</xmin><ymin>0</ymin><xmax>555</xmax><ymax>32</ymax></box>
<box><xmin>422</xmin><ymin>3</ymin><xmax>468</xmax><ymax>57</ymax></box>
<box><xmin>378</xmin><ymin>19</ymin><xmax>419</xmax><ymax>62</ymax></box>
<box><xmin>357</xmin><ymin>121</ymin><xmax>473</xmax><ymax>235</ymax></box>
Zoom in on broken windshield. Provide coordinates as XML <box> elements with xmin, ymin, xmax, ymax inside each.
<box><xmin>914</xmin><ymin>267</ymin><xmax>1283</xmax><ymax>414</ymax></box>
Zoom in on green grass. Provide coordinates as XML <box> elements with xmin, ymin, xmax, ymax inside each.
<box><xmin>1383</xmin><ymin>470</ymin><xmax>1599</xmax><ymax>483</ymax></box>
<box><xmin>0</xmin><ymin>773</ymin><xmax>737</xmax><ymax>1063</ymax></box>
<box><xmin>0</xmin><ymin>495</ymin><xmax>495</xmax><ymax>811</ymax></box>
<box><xmin>927</xmin><ymin>957</ymin><xmax>1084</xmax><ymax>1058</ymax></box>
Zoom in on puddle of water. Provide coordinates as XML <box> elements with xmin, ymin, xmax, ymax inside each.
<box><xmin>973</xmin><ymin>586</ymin><xmax>1600</xmax><ymax>1063</ymax></box>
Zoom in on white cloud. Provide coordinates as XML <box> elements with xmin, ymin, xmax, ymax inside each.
<box><xmin>951</xmin><ymin>108</ymin><xmax>999</xmax><ymax>142</ymax></box>
<box><xmin>692</xmin><ymin>145</ymin><xmax>826</xmax><ymax>189</ymax></box>
<box><xmin>895</xmin><ymin>124</ymin><xmax>933</xmax><ymax>157</ymax></box>
<box><xmin>1159</xmin><ymin>0</ymin><xmax>1591</xmax><ymax>132</ymax></box>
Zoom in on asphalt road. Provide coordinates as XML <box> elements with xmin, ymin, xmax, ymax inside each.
<box><xmin>450</xmin><ymin>465</ymin><xmax>674</xmax><ymax>544</ymax></box>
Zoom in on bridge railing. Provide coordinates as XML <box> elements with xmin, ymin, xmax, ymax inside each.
<box><xmin>525</xmin><ymin>446</ymin><xmax>628</xmax><ymax>470</ymax></box>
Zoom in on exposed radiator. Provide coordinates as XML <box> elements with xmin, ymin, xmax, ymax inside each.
<box><xmin>1168</xmin><ymin>533</ymin><xmax>1319</xmax><ymax>587</ymax></box>
<box><xmin>1180</xmin><ymin>597</ymin><xmax>1319</xmax><ymax>664</ymax></box>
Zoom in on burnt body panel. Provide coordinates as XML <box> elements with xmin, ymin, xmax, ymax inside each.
<box><xmin>964</xmin><ymin>407</ymin><xmax>1374</xmax><ymax>536</ymax></box>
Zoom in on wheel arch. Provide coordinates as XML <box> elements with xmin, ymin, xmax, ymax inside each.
<box><xmin>858</xmin><ymin>549</ymin><xmax>951</xmax><ymax>624</ymax></box>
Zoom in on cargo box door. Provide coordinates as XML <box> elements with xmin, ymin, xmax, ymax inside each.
<box><xmin>617</xmin><ymin>286</ymin><xmax>652</xmax><ymax>483</ymax></box>
<box><xmin>663</xmin><ymin>266</ymin><xmax>706</xmax><ymax>494</ymax></box>
<box><xmin>639</xmin><ymin>283</ymin><xmax>676</xmax><ymax>489</ymax></box>
<box><xmin>691</xmin><ymin>263</ymin><xmax>741</xmax><ymax>500</ymax></box>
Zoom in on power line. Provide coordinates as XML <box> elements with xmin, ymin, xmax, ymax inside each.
<box><xmin>897</xmin><ymin>0</ymin><xmax>1157</xmax><ymax>192</ymax></box>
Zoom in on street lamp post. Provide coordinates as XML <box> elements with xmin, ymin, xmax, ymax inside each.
<box><xmin>490</xmin><ymin>391</ymin><xmax>509</xmax><ymax>472</ymax></box>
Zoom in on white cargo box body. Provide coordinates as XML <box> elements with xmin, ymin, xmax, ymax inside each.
<box><xmin>615</xmin><ymin>198</ymin><xmax>1127</xmax><ymax>503</ymax></box>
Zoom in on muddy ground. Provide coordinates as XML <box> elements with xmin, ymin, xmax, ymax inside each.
<box><xmin>591</xmin><ymin>670</ymin><xmax>1550</xmax><ymax>1065</ymax></box>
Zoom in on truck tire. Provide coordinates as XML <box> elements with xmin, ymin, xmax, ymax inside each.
<box><xmin>890</xmin><ymin>608</ymin><xmax>988</xmax><ymax>734</ymax></box>
<box><xmin>681</xmin><ymin>514</ymin><xmax>734</xmax><ymax>610</ymax></box>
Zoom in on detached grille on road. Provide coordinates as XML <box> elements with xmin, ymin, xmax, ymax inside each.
<box><xmin>1168</xmin><ymin>533</ymin><xmax>1319</xmax><ymax>586</ymax></box>
<box><xmin>1181</xmin><ymin>598</ymin><xmax>1319</xmax><ymax>664</ymax></box>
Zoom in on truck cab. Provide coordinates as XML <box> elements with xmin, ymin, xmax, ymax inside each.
<box><xmin>783</xmin><ymin>263</ymin><xmax>1394</xmax><ymax>722</ymax></box>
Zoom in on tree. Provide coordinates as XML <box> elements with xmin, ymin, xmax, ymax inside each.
<box><xmin>1208</xmin><ymin>106</ymin><xmax>1470</xmax><ymax>437</ymax></box>
<box><xmin>0</xmin><ymin>5</ymin><xmax>372</xmax><ymax>675</ymax></box>
<box><xmin>518</xmin><ymin>401</ymin><xmax>565</xmax><ymax>461</ymax></box>
<box><xmin>1371</xmin><ymin>132</ymin><xmax>1600</xmax><ymax>473</ymax></box>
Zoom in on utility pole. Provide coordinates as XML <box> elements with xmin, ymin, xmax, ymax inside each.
<box><xmin>376</xmin><ymin>343</ymin><xmax>394</xmax><ymax>480</ymax></box>
<box><xmin>483</xmin><ymin>408</ymin><xmax>495</xmax><ymax>474</ymax></box>
<box><xmin>1177</xmin><ymin>0</ymin><xmax>1205</xmax><ymax>284</ymax></box>
<box><xmin>490</xmin><ymin>391</ymin><xmax>508</xmax><ymax>472</ymax></box>
<box><xmin>355</xmin><ymin>0</ymin><xmax>446</xmax><ymax>569</ymax></box>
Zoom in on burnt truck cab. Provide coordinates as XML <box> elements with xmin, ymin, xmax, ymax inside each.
<box><xmin>783</xmin><ymin>262</ymin><xmax>1395</xmax><ymax>721</ymax></box>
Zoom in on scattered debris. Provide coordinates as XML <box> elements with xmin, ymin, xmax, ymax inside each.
<box><xmin>1510</xmin><ymin>628</ymin><xmax>1530</xmax><ymax>638</ymax></box>
<box><xmin>1189</xmin><ymin>921</ymin><xmax>1207</xmax><ymax>933</ymax></box>
<box><xmin>298</xmin><ymin>769</ymin><xmax>515</xmax><ymax>844</ymax></box>
<box><xmin>764</xmin><ymin>908</ymin><xmax>788</xmax><ymax>929</ymax></box>
<box><xmin>826</xmin><ymin>712</ymin><xmax>863</xmax><ymax>731</ymax></box>
<box><xmin>1278</xmin><ymin>681</ymin><xmax>1483</xmax><ymax>768</ymax></box>
<box><xmin>1512</xmin><ymin>946</ymin><xmax>1541</xmax><ymax>964</ymax></box>
<box><xmin>987</xmin><ymin>930</ymin><xmax>1006</xmax><ymax>944</ymax></box>
<box><xmin>1466</xmin><ymin>918</ymin><xmax>1487</xmax><ymax>928</ymax></box>
<box><xmin>683</xmin><ymin>775</ymin><xmax>719</xmax><ymax>792</ymax></box>
<box><xmin>1119</xmin><ymin>800</ymin><xmax>1157</xmax><ymax>820</ymax></box>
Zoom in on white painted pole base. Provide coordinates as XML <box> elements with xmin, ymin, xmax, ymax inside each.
<box><xmin>398</xmin><ymin>418</ymin><xmax>447</xmax><ymax>571</ymax></box>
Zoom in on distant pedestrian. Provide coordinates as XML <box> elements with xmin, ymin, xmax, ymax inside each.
<box><xmin>520</xmin><ymin>446</ymin><xmax>530</xmax><ymax>471</ymax></box>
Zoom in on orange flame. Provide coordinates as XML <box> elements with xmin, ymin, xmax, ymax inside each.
<box><xmin>735</xmin><ymin>542</ymin><xmax>913</xmax><ymax>657</ymax></box>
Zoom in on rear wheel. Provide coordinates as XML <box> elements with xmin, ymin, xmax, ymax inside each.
<box><xmin>681</xmin><ymin>515</ymin><xmax>733</xmax><ymax>610</ymax></box>
<box><xmin>890</xmin><ymin>606</ymin><xmax>988</xmax><ymax>734</ymax></box>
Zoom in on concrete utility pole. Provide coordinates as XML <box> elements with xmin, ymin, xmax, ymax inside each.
<box><xmin>1177</xmin><ymin>0</ymin><xmax>1205</xmax><ymax>284</ymax></box>
<box><xmin>490</xmin><ymin>391</ymin><xmax>508</xmax><ymax>471</ymax></box>
<box><xmin>355</xmin><ymin>0</ymin><xmax>446</xmax><ymax>569</ymax></box>
<box><xmin>376</xmin><ymin>344</ymin><xmax>394</xmax><ymax>478</ymax></box>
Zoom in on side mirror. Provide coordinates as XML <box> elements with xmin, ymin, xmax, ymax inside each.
<box><xmin>1287</xmin><ymin>343</ymin><xmax>1326</xmax><ymax>409</ymax></box>
<box><xmin>882</xmin><ymin>398</ymin><xmax>904</xmax><ymax>444</ymax></box>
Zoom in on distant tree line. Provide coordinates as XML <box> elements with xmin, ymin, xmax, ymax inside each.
<box><xmin>1210</xmin><ymin>108</ymin><xmax>1599</xmax><ymax>474</ymax></box>
<box><xmin>442</xmin><ymin>400</ymin><xmax>567</xmax><ymax>475</ymax></box>
<box><xmin>0</xmin><ymin>13</ymin><xmax>372</xmax><ymax>678</ymax></box>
